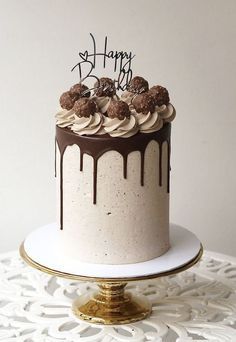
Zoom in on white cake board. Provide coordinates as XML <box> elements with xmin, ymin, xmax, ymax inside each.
<box><xmin>21</xmin><ymin>223</ymin><xmax>202</xmax><ymax>281</ymax></box>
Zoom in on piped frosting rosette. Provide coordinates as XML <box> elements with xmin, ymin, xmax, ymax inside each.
<box><xmin>103</xmin><ymin>98</ymin><xmax>139</xmax><ymax>138</ymax></box>
<box><xmin>70</xmin><ymin>98</ymin><xmax>105</xmax><ymax>136</ymax></box>
<box><xmin>132</xmin><ymin>109</ymin><xmax>163</xmax><ymax>133</ymax></box>
<box><xmin>120</xmin><ymin>91</ymin><xmax>135</xmax><ymax>106</ymax></box>
<box><xmin>94</xmin><ymin>95</ymin><xmax>119</xmax><ymax>114</ymax></box>
<box><xmin>130</xmin><ymin>92</ymin><xmax>162</xmax><ymax>133</ymax></box>
<box><xmin>71</xmin><ymin>112</ymin><xmax>105</xmax><ymax>136</ymax></box>
<box><xmin>156</xmin><ymin>103</ymin><xmax>176</xmax><ymax>123</ymax></box>
<box><xmin>55</xmin><ymin>109</ymin><xmax>75</xmax><ymax>128</ymax></box>
<box><xmin>128</xmin><ymin>79</ymin><xmax>176</xmax><ymax>133</ymax></box>
<box><xmin>103</xmin><ymin>115</ymin><xmax>138</xmax><ymax>138</ymax></box>
<box><xmin>93</xmin><ymin>77</ymin><xmax>119</xmax><ymax>114</ymax></box>
<box><xmin>121</xmin><ymin>76</ymin><xmax>149</xmax><ymax>106</ymax></box>
<box><xmin>131</xmin><ymin>103</ymin><xmax>176</xmax><ymax>133</ymax></box>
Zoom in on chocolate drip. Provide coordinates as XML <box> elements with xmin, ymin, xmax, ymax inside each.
<box><xmin>93</xmin><ymin>158</ymin><xmax>98</xmax><ymax>204</ymax></box>
<box><xmin>140</xmin><ymin>151</ymin><xmax>145</xmax><ymax>186</ymax></box>
<box><xmin>159</xmin><ymin>142</ymin><xmax>163</xmax><ymax>186</ymax></box>
<box><xmin>167</xmin><ymin>139</ymin><xmax>171</xmax><ymax>193</ymax></box>
<box><xmin>123</xmin><ymin>155</ymin><xmax>128</xmax><ymax>179</ymax></box>
<box><xmin>54</xmin><ymin>137</ymin><xmax>57</xmax><ymax>177</ymax></box>
<box><xmin>56</xmin><ymin>123</ymin><xmax>171</xmax><ymax>230</ymax></box>
<box><xmin>59</xmin><ymin>150</ymin><xmax>65</xmax><ymax>230</ymax></box>
<box><xmin>80</xmin><ymin>152</ymin><xmax>84</xmax><ymax>172</ymax></box>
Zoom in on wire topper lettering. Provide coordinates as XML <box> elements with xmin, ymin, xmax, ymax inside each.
<box><xmin>71</xmin><ymin>33</ymin><xmax>135</xmax><ymax>91</ymax></box>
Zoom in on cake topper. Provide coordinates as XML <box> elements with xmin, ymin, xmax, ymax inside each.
<box><xmin>71</xmin><ymin>33</ymin><xmax>135</xmax><ymax>91</ymax></box>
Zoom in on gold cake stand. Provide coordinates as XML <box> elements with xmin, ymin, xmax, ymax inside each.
<box><xmin>20</xmin><ymin>242</ymin><xmax>203</xmax><ymax>325</ymax></box>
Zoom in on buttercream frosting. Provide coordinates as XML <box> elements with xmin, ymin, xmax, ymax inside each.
<box><xmin>71</xmin><ymin>112</ymin><xmax>105</xmax><ymax>136</ymax></box>
<box><xmin>55</xmin><ymin>109</ymin><xmax>75</xmax><ymax>128</ymax></box>
<box><xmin>120</xmin><ymin>91</ymin><xmax>135</xmax><ymax>106</ymax></box>
<box><xmin>156</xmin><ymin>103</ymin><xmax>176</xmax><ymax>122</ymax></box>
<box><xmin>103</xmin><ymin>115</ymin><xmax>139</xmax><ymax>138</ymax></box>
<box><xmin>133</xmin><ymin>110</ymin><xmax>163</xmax><ymax>133</ymax></box>
<box><xmin>94</xmin><ymin>95</ymin><xmax>119</xmax><ymax>114</ymax></box>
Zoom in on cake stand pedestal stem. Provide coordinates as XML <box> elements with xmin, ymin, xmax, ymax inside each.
<box><xmin>72</xmin><ymin>281</ymin><xmax>152</xmax><ymax>324</ymax></box>
<box><xmin>97</xmin><ymin>282</ymin><xmax>128</xmax><ymax>302</ymax></box>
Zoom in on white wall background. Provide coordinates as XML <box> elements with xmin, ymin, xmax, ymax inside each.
<box><xmin>0</xmin><ymin>0</ymin><xmax>236</xmax><ymax>256</ymax></box>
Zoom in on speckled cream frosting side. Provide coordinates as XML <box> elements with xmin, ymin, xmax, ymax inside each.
<box><xmin>56</xmin><ymin>140</ymin><xmax>170</xmax><ymax>264</ymax></box>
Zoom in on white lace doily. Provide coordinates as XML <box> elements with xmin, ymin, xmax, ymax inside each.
<box><xmin>0</xmin><ymin>250</ymin><xmax>236</xmax><ymax>341</ymax></box>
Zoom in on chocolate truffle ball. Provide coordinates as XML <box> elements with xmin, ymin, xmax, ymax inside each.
<box><xmin>132</xmin><ymin>93</ymin><xmax>155</xmax><ymax>114</ymax></box>
<box><xmin>149</xmin><ymin>85</ymin><xmax>170</xmax><ymax>106</ymax></box>
<box><xmin>107</xmin><ymin>100</ymin><xmax>131</xmax><ymax>120</ymax></box>
<box><xmin>94</xmin><ymin>77</ymin><xmax>116</xmax><ymax>97</ymax></box>
<box><xmin>73</xmin><ymin>98</ymin><xmax>97</xmax><ymax>118</ymax></box>
<box><xmin>127</xmin><ymin>76</ymin><xmax>149</xmax><ymax>94</ymax></box>
<box><xmin>60</xmin><ymin>91</ymin><xmax>77</xmax><ymax>110</ymax></box>
<box><xmin>70</xmin><ymin>83</ymin><xmax>90</xmax><ymax>98</ymax></box>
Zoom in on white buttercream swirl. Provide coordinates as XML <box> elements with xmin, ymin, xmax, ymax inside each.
<box><xmin>71</xmin><ymin>112</ymin><xmax>105</xmax><ymax>136</ymax></box>
<box><xmin>130</xmin><ymin>102</ymin><xmax>176</xmax><ymax>133</ymax></box>
<box><xmin>94</xmin><ymin>95</ymin><xmax>119</xmax><ymax>114</ymax></box>
<box><xmin>55</xmin><ymin>109</ymin><xmax>75</xmax><ymax>127</ymax></box>
<box><xmin>132</xmin><ymin>110</ymin><xmax>163</xmax><ymax>133</ymax></box>
<box><xmin>156</xmin><ymin>103</ymin><xmax>176</xmax><ymax>122</ymax></box>
<box><xmin>120</xmin><ymin>91</ymin><xmax>135</xmax><ymax>106</ymax></box>
<box><xmin>103</xmin><ymin>115</ymin><xmax>139</xmax><ymax>138</ymax></box>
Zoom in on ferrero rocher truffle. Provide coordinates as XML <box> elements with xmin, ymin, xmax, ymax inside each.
<box><xmin>94</xmin><ymin>77</ymin><xmax>116</xmax><ymax>97</ymax></box>
<box><xmin>73</xmin><ymin>98</ymin><xmax>97</xmax><ymax>118</ymax></box>
<box><xmin>149</xmin><ymin>85</ymin><xmax>170</xmax><ymax>106</ymax></box>
<box><xmin>107</xmin><ymin>100</ymin><xmax>131</xmax><ymax>120</ymax></box>
<box><xmin>60</xmin><ymin>91</ymin><xmax>78</xmax><ymax>110</ymax></box>
<box><xmin>70</xmin><ymin>83</ymin><xmax>90</xmax><ymax>98</ymax></box>
<box><xmin>127</xmin><ymin>76</ymin><xmax>149</xmax><ymax>94</ymax></box>
<box><xmin>132</xmin><ymin>93</ymin><xmax>155</xmax><ymax>114</ymax></box>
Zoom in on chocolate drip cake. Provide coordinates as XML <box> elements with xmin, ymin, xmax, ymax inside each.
<box><xmin>55</xmin><ymin>76</ymin><xmax>176</xmax><ymax>264</ymax></box>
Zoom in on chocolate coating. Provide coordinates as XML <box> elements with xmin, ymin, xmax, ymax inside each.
<box><xmin>70</xmin><ymin>83</ymin><xmax>90</xmax><ymax>98</ymax></box>
<box><xmin>73</xmin><ymin>98</ymin><xmax>97</xmax><ymax>118</ymax></box>
<box><xmin>132</xmin><ymin>93</ymin><xmax>155</xmax><ymax>114</ymax></box>
<box><xmin>107</xmin><ymin>100</ymin><xmax>131</xmax><ymax>120</ymax></box>
<box><xmin>149</xmin><ymin>85</ymin><xmax>170</xmax><ymax>106</ymax></box>
<box><xmin>127</xmin><ymin>76</ymin><xmax>149</xmax><ymax>94</ymax></box>
<box><xmin>94</xmin><ymin>77</ymin><xmax>116</xmax><ymax>97</ymax></box>
<box><xmin>60</xmin><ymin>91</ymin><xmax>78</xmax><ymax>110</ymax></box>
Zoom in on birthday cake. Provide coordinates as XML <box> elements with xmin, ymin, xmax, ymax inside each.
<box><xmin>55</xmin><ymin>76</ymin><xmax>176</xmax><ymax>264</ymax></box>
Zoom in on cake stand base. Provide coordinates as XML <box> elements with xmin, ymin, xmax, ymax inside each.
<box><xmin>20</xmin><ymin>224</ymin><xmax>203</xmax><ymax>325</ymax></box>
<box><xmin>72</xmin><ymin>282</ymin><xmax>151</xmax><ymax>324</ymax></box>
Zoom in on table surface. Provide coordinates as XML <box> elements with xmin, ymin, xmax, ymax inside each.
<box><xmin>0</xmin><ymin>250</ymin><xmax>236</xmax><ymax>342</ymax></box>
